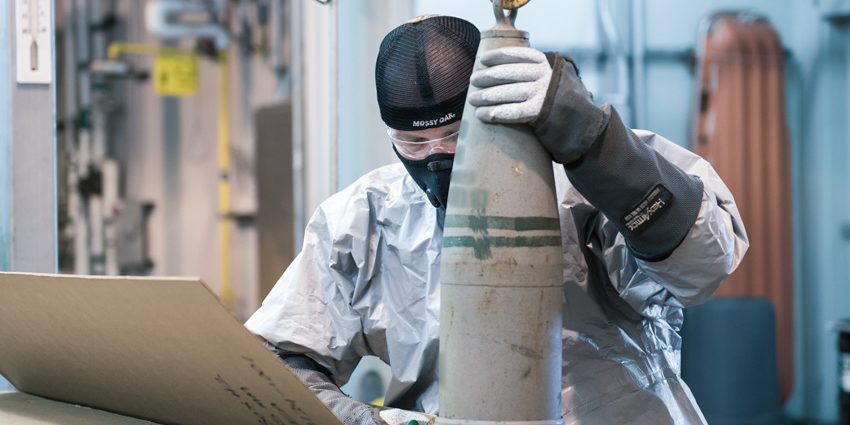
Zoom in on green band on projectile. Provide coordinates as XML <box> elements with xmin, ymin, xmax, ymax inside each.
<box><xmin>442</xmin><ymin>235</ymin><xmax>562</xmax><ymax>249</ymax></box>
<box><xmin>443</xmin><ymin>215</ymin><xmax>560</xmax><ymax>232</ymax></box>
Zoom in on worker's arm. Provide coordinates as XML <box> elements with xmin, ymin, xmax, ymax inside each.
<box><xmin>263</xmin><ymin>346</ymin><xmax>433</xmax><ymax>425</ymax></box>
<box><xmin>566</xmin><ymin>129</ymin><xmax>749</xmax><ymax>308</ymax></box>
<box><xmin>470</xmin><ymin>49</ymin><xmax>703</xmax><ymax>261</ymax></box>
<box><xmin>469</xmin><ymin>48</ymin><xmax>748</xmax><ymax>306</ymax></box>
<box><xmin>263</xmin><ymin>346</ymin><xmax>378</xmax><ymax>424</ymax></box>
<box><xmin>631</xmin><ymin>134</ymin><xmax>749</xmax><ymax>306</ymax></box>
<box><xmin>245</xmin><ymin>204</ymin><xmax>366</xmax><ymax>383</ymax></box>
<box><xmin>533</xmin><ymin>53</ymin><xmax>747</xmax><ymax>305</ymax></box>
<box><xmin>245</xmin><ymin>201</ymin><xmax>434</xmax><ymax>425</ymax></box>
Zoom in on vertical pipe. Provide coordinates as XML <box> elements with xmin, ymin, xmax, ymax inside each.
<box><xmin>59</xmin><ymin>0</ymin><xmax>76</xmax><ymax>273</ymax></box>
<box><xmin>630</xmin><ymin>0</ymin><xmax>646</xmax><ymax>129</ymax></box>
<box><xmin>290</xmin><ymin>0</ymin><xmax>305</xmax><ymax>250</ymax></box>
<box><xmin>269</xmin><ymin>0</ymin><xmax>289</xmax><ymax>101</ymax></box>
<box><xmin>598</xmin><ymin>0</ymin><xmax>630</xmax><ymax>120</ymax></box>
<box><xmin>90</xmin><ymin>0</ymin><xmax>120</xmax><ymax>276</ymax></box>
<box><xmin>87</xmin><ymin>0</ymin><xmax>105</xmax><ymax>275</ymax></box>
<box><xmin>329</xmin><ymin>0</ymin><xmax>338</xmax><ymax>192</ymax></box>
<box><xmin>218</xmin><ymin>50</ymin><xmax>234</xmax><ymax>308</ymax></box>
<box><xmin>291</xmin><ymin>0</ymin><xmax>339</xmax><ymax>248</ymax></box>
<box><xmin>437</xmin><ymin>7</ymin><xmax>564</xmax><ymax>425</ymax></box>
<box><xmin>89</xmin><ymin>196</ymin><xmax>104</xmax><ymax>274</ymax></box>
<box><xmin>102</xmin><ymin>159</ymin><xmax>119</xmax><ymax>275</ymax></box>
<box><xmin>161</xmin><ymin>96</ymin><xmax>181</xmax><ymax>275</ymax></box>
<box><xmin>72</xmin><ymin>0</ymin><xmax>90</xmax><ymax>274</ymax></box>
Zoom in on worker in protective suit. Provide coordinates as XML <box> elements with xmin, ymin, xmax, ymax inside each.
<box><xmin>246</xmin><ymin>15</ymin><xmax>748</xmax><ymax>425</ymax></box>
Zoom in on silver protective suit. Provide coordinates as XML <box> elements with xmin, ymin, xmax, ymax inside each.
<box><xmin>245</xmin><ymin>130</ymin><xmax>748</xmax><ymax>425</ymax></box>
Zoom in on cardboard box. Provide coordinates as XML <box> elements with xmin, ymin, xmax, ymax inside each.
<box><xmin>0</xmin><ymin>273</ymin><xmax>342</xmax><ymax>425</ymax></box>
<box><xmin>0</xmin><ymin>391</ymin><xmax>157</xmax><ymax>424</ymax></box>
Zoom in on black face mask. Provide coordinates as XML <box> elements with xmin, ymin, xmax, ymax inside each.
<box><xmin>394</xmin><ymin>148</ymin><xmax>454</xmax><ymax>211</ymax></box>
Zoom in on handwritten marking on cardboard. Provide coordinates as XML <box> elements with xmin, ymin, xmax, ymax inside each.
<box><xmin>212</xmin><ymin>355</ymin><xmax>320</xmax><ymax>425</ymax></box>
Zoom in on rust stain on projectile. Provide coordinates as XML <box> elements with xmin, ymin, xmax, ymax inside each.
<box><xmin>478</xmin><ymin>288</ymin><xmax>497</xmax><ymax>313</ymax></box>
<box><xmin>510</xmin><ymin>343</ymin><xmax>543</xmax><ymax>360</ymax></box>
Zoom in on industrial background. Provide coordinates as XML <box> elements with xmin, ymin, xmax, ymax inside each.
<box><xmin>0</xmin><ymin>0</ymin><xmax>849</xmax><ymax>423</ymax></box>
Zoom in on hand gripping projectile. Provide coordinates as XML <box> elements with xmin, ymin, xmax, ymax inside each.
<box><xmin>437</xmin><ymin>1</ymin><xmax>565</xmax><ymax>425</ymax></box>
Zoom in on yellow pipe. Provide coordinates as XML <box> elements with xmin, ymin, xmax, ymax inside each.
<box><xmin>107</xmin><ymin>42</ymin><xmax>194</xmax><ymax>61</ymax></box>
<box><xmin>217</xmin><ymin>50</ymin><xmax>234</xmax><ymax>309</ymax></box>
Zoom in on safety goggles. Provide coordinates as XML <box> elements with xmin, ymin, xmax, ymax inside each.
<box><xmin>387</xmin><ymin>128</ymin><xmax>459</xmax><ymax>161</ymax></box>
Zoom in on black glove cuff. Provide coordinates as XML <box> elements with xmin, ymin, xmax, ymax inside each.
<box><xmin>531</xmin><ymin>53</ymin><xmax>609</xmax><ymax>164</ymax></box>
<box><xmin>564</xmin><ymin>107</ymin><xmax>704</xmax><ymax>261</ymax></box>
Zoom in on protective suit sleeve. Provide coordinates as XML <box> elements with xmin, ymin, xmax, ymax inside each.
<box><xmin>583</xmin><ymin>131</ymin><xmax>749</xmax><ymax>310</ymax></box>
<box><xmin>244</xmin><ymin>204</ymin><xmax>368</xmax><ymax>385</ymax></box>
<box><xmin>626</xmin><ymin>134</ymin><xmax>749</xmax><ymax>306</ymax></box>
<box><xmin>264</xmin><ymin>344</ymin><xmax>434</xmax><ymax>425</ymax></box>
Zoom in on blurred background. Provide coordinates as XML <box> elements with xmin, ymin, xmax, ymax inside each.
<box><xmin>0</xmin><ymin>0</ymin><xmax>849</xmax><ymax>423</ymax></box>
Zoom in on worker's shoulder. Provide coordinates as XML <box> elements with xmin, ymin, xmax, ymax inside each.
<box><xmin>319</xmin><ymin>163</ymin><xmax>422</xmax><ymax>213</ymax></box>
<box><xmin>343</xmin><ymin>162</ymin><xmax>414</xmax><ymax>197</ymax></box>
<box><xmin>632</xmin><ymin>129</ymin><xmax>688</xmax><ymax>153</ymax></box>
<box><xmin>632</xmin><ymin>129</ymin><xmax>709</xmax><ymax>172</ymax></box>
<box><xmin>359</xmin><ymin>162</ymin><xmax>411</xmax><ymax>185</ymax></box>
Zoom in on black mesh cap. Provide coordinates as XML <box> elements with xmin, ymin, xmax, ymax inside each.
<box><xmin>376</xmin><ymin>15</ymin><xmax>480</xmax><ymax>131</ymax></box>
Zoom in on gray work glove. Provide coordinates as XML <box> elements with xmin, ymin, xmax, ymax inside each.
<box><xmin>468</xmin><ymin>46</ymin><xmax>607</xmax><ymax>164</ymax></box>
<box><xmin>468</xmin><ymin>47</ymin><xmax>552</xmax><ymax>124</ymax></box>
<box><xmin>268</xmin><ymin>347</ymin><xmax>434</xmax><ymax>425</ymax></box>
<box><xmin>471</xmin><ymin>47</ymin><xmax>705</xmax><ymax>261</ymax></box>
<box><xmin>375</xmin><ymin>408</ymin><xmax>435</xmax><ymax>425</ymax></box>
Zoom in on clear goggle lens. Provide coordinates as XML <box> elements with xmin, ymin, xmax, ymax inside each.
<box><xmin>388</xmin><ymin>129</ymin><xmax>459</xmax><ymax>161</ymax></box>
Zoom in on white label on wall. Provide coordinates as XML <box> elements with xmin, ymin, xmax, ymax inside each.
<box><xmin>15</xmin><ymin>0</ymin><xmax>52</xmax><ymax>84</ymax></box>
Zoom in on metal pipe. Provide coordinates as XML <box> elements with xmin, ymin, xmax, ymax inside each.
<box><xmin>102</xmin><ymin>159</ymin><xmax>119</xmax><ymax>275</ymax></box>
<box><xmin>88</xmin><ymin>0</ymin><xmax>106</xmax><ymax>275</ymax></box>
<box><xmin>217</xmin><ymin>50</ymin><xmax>234</xmax><ymax>309</ymax></box>
<box><xmin>72</xmin><ymin>0</ymin><xmax>91</xmax><ymax>275</ymax></box>
<box><xmin>329</xmin><ymin>0</ymin><xmax>338</xmax><ymax>194</ymax></box>
<box><xmin>436</xmin><ymin>3</ymin><xmax>564</xmax><ymax>424</ymax></box>
<box><xmin>598</xmin><ymin>0</ymin><xmax>630</xmax><ymax>121</ymax></box>
<box><xmin>630</xmin><ymin>0</ymin><xmax>646</xmax><ymax>128</ymax></box>
<box><xmin>268</xmin><ymin>0</ymin><xmax>289</xmax><ymax>100</ymax></box>
<box><xmin>144</xmin><ymin>0</ymin><xmax>228</xmax><ymax>50</ymax></box>
<box><xmin>289</xmin><ymin>0</ymin><xmax>305</xmax><ymax>250</ymax></box>
<box><xmin>290</xmin><ymin>0</ymin><xmax>339</xmax><ymax>248</ymax></box>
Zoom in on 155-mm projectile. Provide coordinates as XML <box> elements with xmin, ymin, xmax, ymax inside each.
<box><xmin>437</xmin><ymin>2</ymin><xmax>564</xmax><ymax>425</ymax></box>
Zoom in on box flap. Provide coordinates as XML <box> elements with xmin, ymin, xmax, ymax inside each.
<box><xmin>0</xmin><ymin>273</ymin><xmax>342</xmax><ymax>425</ymax></box>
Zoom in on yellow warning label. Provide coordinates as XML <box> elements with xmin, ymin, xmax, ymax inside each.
<box><xmin>153</xmin><ymin>55</ymin><xmax>198</xmax><ymax>96</ymax></box>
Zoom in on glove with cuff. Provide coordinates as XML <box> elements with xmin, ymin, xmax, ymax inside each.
<box><xmin>375</xmin><ymin>408</ymin><xmax>435</xmax><ymax>425</ymax></box>
<box><xmin>469</xmin><ymin>46</ymin><xmax>704</xmax><ymax>261</ymax></box>
<box><xmin>276</xmin><ymin>351</ymin><xmax>434</xmax><ymax>425</ymax></box>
